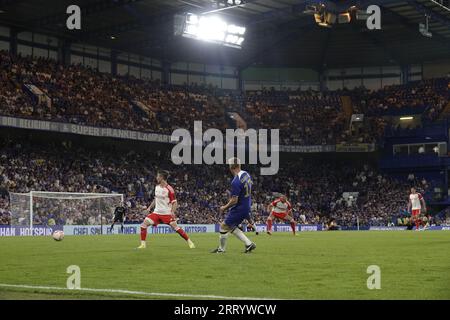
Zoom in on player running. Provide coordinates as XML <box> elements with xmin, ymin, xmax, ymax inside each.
<box><xmin>109</xmin><ymin>204</ymin><xmax>126</xmax><ymax>233</ymax></box>
<box><xmin>266</xmin><ymin>195</ymin><xmax>297</xmax><ymax>235</ymax></box>
<box><xmin>407</xmin><ymin>187</ymin><xmax>427</xmax><ymax>231</ymax></box>
<box><xmin>211</xmin><ymin>158</ymin><xmax>256</xmax><ymax>254</ymax></box>
<box><xmin>137</xmin><ymin>170</ymin><xmax>195</xmax><ymax>249</ymax></box>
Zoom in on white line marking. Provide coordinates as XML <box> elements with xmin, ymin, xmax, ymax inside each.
<box><xmin>0</xmin><ymin>283</ymin><xmax>277</xmax><ymax>300</ymax></box>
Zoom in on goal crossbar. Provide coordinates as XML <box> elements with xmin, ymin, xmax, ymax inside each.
<box><xmin>10</xmin><ymin>192</ymin><xmax>123</xmax><ymax>200</ymax></box>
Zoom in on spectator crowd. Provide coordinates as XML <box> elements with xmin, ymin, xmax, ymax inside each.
<box><xmin>242</xmin><ymin>90</ymin><xmax>348</xmax><ymax>145</ymax></box>
<box><xmin>351</xmin><ymin>78</ymin><xmax>449</xmax><ymax>119</ymax></box>
<box><xmin>0</xmin><ymin>50</ymin><xmax>448</xmax><ymax>229</ymax></box>
<box><xmin>0</xmin><ymin>137</ymin><xmax>432</xmax><ymax>228</ymax></box>
<box><xmin>1</xmin><ymin>50</ymin><xmax>448</xmax><ymax>146</ymax></box>
<box><xmin>0</xmin><ymin>50</ymin><xmax>226</xmax><ymax>135</ymax></box>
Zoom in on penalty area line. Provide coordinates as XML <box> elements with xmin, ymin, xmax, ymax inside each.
<box><xmin>0</xmin><ymin>283</ymin><xmax>277</xmax><ymax>300</ymax></box>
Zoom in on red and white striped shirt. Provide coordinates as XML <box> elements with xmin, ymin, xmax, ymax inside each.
<box><xmin>154</xmin><ymin>184</ymin><xmax>176</xmax><ymax>215</ymax></box>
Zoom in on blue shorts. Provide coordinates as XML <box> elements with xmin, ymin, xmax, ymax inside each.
<box><xmin>224</xmin><ymin>210</ymin><xmax>250</xmax><ymax>228</ymax></box>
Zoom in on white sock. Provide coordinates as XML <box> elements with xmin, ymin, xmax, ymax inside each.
<box><xmin>232</xmin><ymin>228</ymin><xmax>252</xmax><ymax>246</ymax></box>
<box><xmin>219</xmin><ymin>233</ymin><xmax>229</xmax><ymax>250</ymax></box>
<box><xmin>141</xmin><ymin>240</ymin><xmax>146</xmax><ymax>245</ymax></box>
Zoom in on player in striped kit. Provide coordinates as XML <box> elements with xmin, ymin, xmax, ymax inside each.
<box><xmin>137</xmin><ymin>170</ymin><xmax>195</xmax><ymax>249</ymax></box>
<box><xmin>266</xmin><ymin>195</ymin><xmax>297</xmax><ymax>235</ymax></box>
<box><xmin>407</xmin><ymin>187</ymin><xmax>427</xmax><ymax>231</ymax></box>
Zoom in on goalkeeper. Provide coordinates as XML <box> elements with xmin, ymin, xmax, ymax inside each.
<box><xmin>110</xmin><ymin>204</ymin><xmax>127</xmax><ymax>233</ymax></box>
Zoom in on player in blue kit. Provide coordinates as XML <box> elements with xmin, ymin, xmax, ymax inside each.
<box><xmin>211</xmin><ymin>157</ymin><xmax>256</xmax><ymax>254</ymax></box>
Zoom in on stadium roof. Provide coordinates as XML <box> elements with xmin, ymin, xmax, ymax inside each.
<box><xmin>0</xmin><ymin>0</ymin><xmax>449</xmax><ymax>69</ymax></box>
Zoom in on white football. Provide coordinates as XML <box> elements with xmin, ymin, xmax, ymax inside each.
<box><xmin>52</xmin><ymin>230</ymin><xmax>64</xmax><ymax>241</ymax></box>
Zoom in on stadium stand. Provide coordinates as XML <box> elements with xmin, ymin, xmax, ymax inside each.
<box><xmin>0</xmin><ymin>136</ymin><xmax>434</xmax><ymax>228</ymax></box>
<box><xmin>0</xmin><ymin>50</ymin><xmax>226</xmax><ymax>134</ymax></box>
<box><xmin>350</xmin><ymin>78</ymin><xmax>449</xmax><ymax>118</ymax></box>
<box><xmin>1</xmin><ymin>51</ymin><xmax>448</xmax><ymax>147</ymax></box>
<box><xmin>1</xmin><ymin>48</ymin><xmax>449</xmax><ymax>228</ymax></box>
<box><xmin>1</xmin><ymin>0</ymin><xmax>450</xmax><ymax>302</ymax></box>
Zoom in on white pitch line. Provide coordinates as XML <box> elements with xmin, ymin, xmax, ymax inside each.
<box><xmin>0</xmin><ymin>283</ymin><xmax>277</xmax><ymax>300</ymax></box>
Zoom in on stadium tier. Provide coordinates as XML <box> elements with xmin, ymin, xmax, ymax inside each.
<box><xmin>0</xmin><ymin>0</ymin><xmax>450</xmax><ymax>303</ymax></box>
<box><xmin>0</xmin><ymin>136</ymin><xmax>448</xmax><ymax>228</ymax></box>
<box><xmin>1</xmin><ymin>51</ymin><xmax>448</xmax><ymax>146</ymax></box>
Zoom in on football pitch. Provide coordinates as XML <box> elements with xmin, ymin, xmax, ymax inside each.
<box><xmin>0</xmin><ymin>231</ymin><xmax>449</xmax><ymax>300</ymax></box>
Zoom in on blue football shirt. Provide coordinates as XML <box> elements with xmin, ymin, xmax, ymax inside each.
<box><xmin>229</xmin><ymin>170</ymin><xmax>252</xmax><ymax>215</ymax></box>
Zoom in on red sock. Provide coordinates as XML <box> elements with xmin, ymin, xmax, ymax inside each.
<box><xmin>267</xmin><ymin>219</ymin><xmax>272</xmax><ymax>232</ymax></box>
<box><xmin>140</xmin><ymin>226</ymin><xmax>147</xmax><ymax>241</ymax></box>
<box><xmin>176</xmin><ymin>228</ymin><xmax>189</xmax><ymax>241</ymax></box>
<box><xmin>290</xmin><ymin>221</ymin><xmax>296</xmax><ymax>235</ymax></box>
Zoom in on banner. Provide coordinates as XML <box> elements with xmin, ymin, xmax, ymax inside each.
<box><xmin>336</xmin><ymin>143</ymin><xmax>375</xmax><ymax>152</ymax></box>
<box><xmin>0</xmin><ymin>225</ymin><xmax>62</xmax><ymax>236</ymax></box>
<box><xmin>63</xmin><ymin>224</ymin><xmax>216</xmax><ymax>236</ymax></box>
<box><xmin>429</xmin><ymin>225</ymin><xmax>450</xmax><ymax>231</ymax></box>
<box><xmin>279</xmin><ymin>145</ymin><xmax>335</xmax><ymax>153</ymax></box>
<box><xmin>1</xmin><ymin>224</ymin><xmax>448</xmax><ymax>236</ymax></box>
<box><xmin>340</xmin><ymin>226</ymin><xmax>370</xmax><ymax>231</ymax></box>
<box><xmin>240</xmin><ymin>224</ymin><xmax>322</xmax><ymax>233</ymax></box>
<box><xmin>299</xmin><ymin>225</ymin><xmax>322</xmax><ymax>231</ymax></box>
<box><xmin>369</xmin><ymin>226</ymin><xmax>408</xmax><ymax>231</ymax></box>
<box><xmin>0</xmin><ymin>116</ymin><xmax>378</xmax><ymax>153</ymax></box>
<box><xmin>0</xmin><ymin>116</ymin><xmax>172</xmax><ymax>144</ymax></box>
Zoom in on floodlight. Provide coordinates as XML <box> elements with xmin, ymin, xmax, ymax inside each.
<box><xmin>419</xmin><ymin>15</ymin><xmax>432</xmax><ymax>38</ymax></box>
<box><xmin>187</xmin><ymin>13</ymin><xmax>198</xmax><ymax>24</ymax></box>
<box><xmin>338</xmin><ymin>12</ymin><xmax>351</xmax><ymax>24</ymax></box>
<box><xmin>175</xmin><ymin>12</ymin><xmax>246</xmax><ymax>48</ymax></box>
<box><xmin>196</xmin><ymin>15</ymin><xmax>227</xmax><ymax>41</ymax></box>
<box><xmin>228</xmin><ymin>24</ymin><xmax>245</xmax><ymax>35</ymax></box>
<box><xmin>315</xmin><ymin>13</ymin><xmax>332</xmax><ymax>28</ymax></box>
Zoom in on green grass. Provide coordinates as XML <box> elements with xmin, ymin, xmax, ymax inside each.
<box><xmin>0</xmin><ymin>231</ymin><xmax>449</xmax><ymax>300</ymax></box>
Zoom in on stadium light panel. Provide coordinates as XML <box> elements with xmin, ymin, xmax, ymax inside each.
<box><xmin>228</xmin><ymin>24</ymin><xmax>245</xmax><ymax>35</ymax></box>
<box><xmin>338</xmin><ymin>12</ymin><xmax>351</xmax><ymax>24</ymax></box>
<box><xmin>187</xmin><ymin>13</ymin><xmax>198</xmax><ymax>24</ymax></box>
<box><xmin>197</xmin><ymin>16</ymin><xmax>227</xmax><ymax>41</ymax></box>
<box><xmin>225</xmin><ymin>34</ymin><xmax>238</xmax><ymax>43</ymax></box>
<box><xmin>185</xmin><ymin>24</ymin><xmax>198</xmax><ymax>35</ymax></box>
<box><xmin>176</xmin><ymin>13</ymin><xmax>246</xmax><ymax>49</ymax></box>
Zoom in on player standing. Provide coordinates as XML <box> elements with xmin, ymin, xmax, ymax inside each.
<box><xmin>109</xmin><ymin>204</ymin><xmax>126</xmax><ymax>233</ymax></box>
<box><xmin>407</xmin><ymin>187</ymin><xmax>427</xmax><ymax>231</ymax></box>
<box><xmin>137</xmin><ymin>170</ymin><xmax>195</xmax><ymax>249</ymax></box>
<box><xmin>211</xmin><ymin>158</ymin><xmax>256</xmax><ymax>253</ymax></box>
<box><xmin>266</xmin><ymin>195</ymin><xmax>297</xmax><ymax>235</ymax></box>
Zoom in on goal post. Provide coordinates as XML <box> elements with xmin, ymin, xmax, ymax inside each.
<box><xmin>9</xmin><ymin>191</ymin><xmax>124</xmax><ymax>234</ymax></box>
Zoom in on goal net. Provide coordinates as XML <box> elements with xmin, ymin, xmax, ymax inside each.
<box><xmin>9</xmin><ymin>192</ymin><xmax>124</xmax><ymax>232</ymax></box>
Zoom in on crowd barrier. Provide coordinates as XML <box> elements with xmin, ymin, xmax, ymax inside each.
<box><xmin>0</xmin><ymin>224</ymin><xmax>448</xmax><ymax>236</ymax></box>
